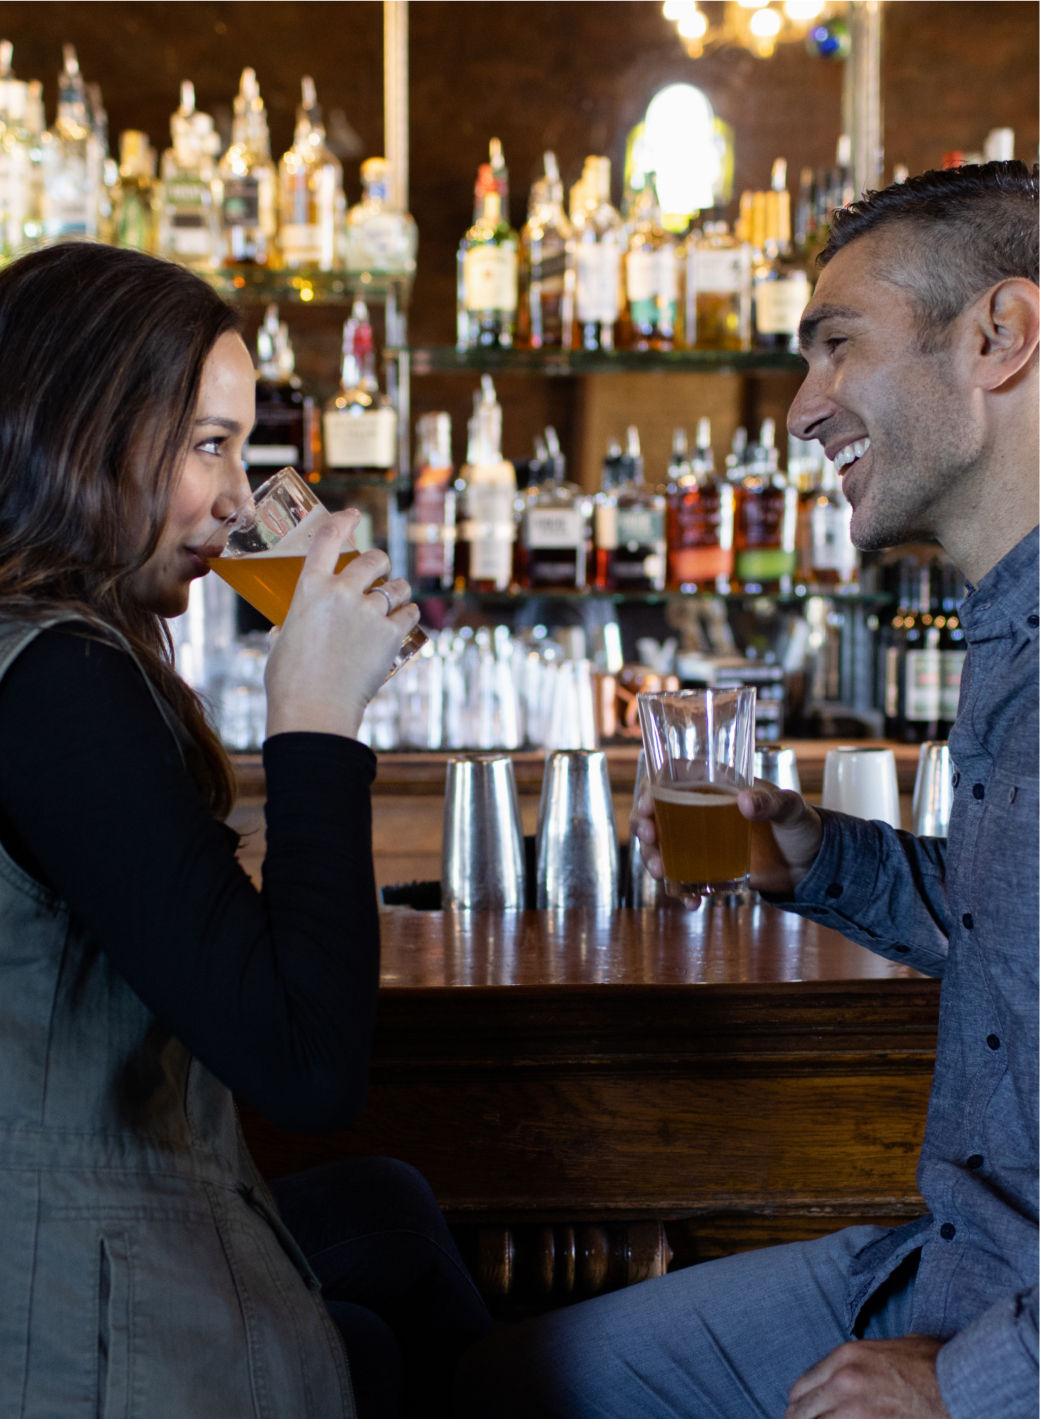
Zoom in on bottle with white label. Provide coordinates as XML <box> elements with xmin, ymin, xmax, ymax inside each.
<box><xmin>620</xmin><ymin>173</ymin><xmax>677</xmax><ymax>351</ymax></box>
<box><xmin>884</xmin><ymin>562</ymin><xmax>941</xmax><ymax>743</ymax></box>
<box><xmin>158</xmin><ymin>82</ymin><xmax>221</xmax><ymax>269</ymax></box>
<box><xmin>516</xmin><ymin>426</ymin><xmax>592</xmax><ymax>590</ymax></box>
<box><xmin>595</xmin><ymin>427</ymin><xmax>666</xmax><ymax>592</ymax></box>
<box><xmin>570</xmin><ymin>155</ymin><xmax>622</xmax><ymax>352</ymax></box>
<box><xmin>245</xmin><ymin>305</ymin><xmax>316</xmax><ymax>481</ymax></box>
<box><xmin>666</xmin><ymin>418</ymin><xmax>735</xmax><ymax>592</ymax></box>
<box><xmin>457</xmin><ymin>150</ymin><xmax>519</xmax><ymax>350</ymax></box>
<box><xmin>455</xmin><ymin>376</ymin><xmax>517</xmax><ymax>592</ymax></box>
<box><xmin>343</xmin><ymin>157</ymin><xmax>417</xmax><ymax>282</ymax></box>
<box><xmin>409</xmin><ymin>412</ymin><xmax>456</xmax><ymax>593</ymax></box>
<box><xmin>792</xmin><ymin>437</ymin><xmax>857</xmax><ymax>589</ymax></box>
<box><xmin>731</xmin><ymin>418</ymin><xmax>798</xmax><ymax>593</ymax></box>
<box><xmin>753</xmin><ymin>159</ymin><xmax>812</xmax><ymax>353</ymax></box>
<box><xmin>517</xmin><ymin>152</ymin><xmax>574</xmax><ymax>350</ymax></box>
<box><xmin>682</xmin><ymin>221</ymin><xmax>751</xmax><ymax>351</ymax></box>
<box><xmin>43</xmin><ymin>46</ymin><xmax>102</xmax><ymax>241</ymax></box>
<box><xmin>278</xmin><ymin>77</ymin><xmax>343</xmax><ymax>272</ymax></box>
<box><xmin>217</xmin><ymin>68</ymin><xmax>277</xmax><ymax>267</ymax></box>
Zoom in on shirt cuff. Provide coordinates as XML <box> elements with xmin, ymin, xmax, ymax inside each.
<box><xmin>262</xmin><ymin>733</ymin><xmax>376</xmax><ymax>847</ymax></box>
<box><xmin>764</xmin><ymin>808</ymin><xmax>883</xmax><ymax>914</ymax></box>
<box><xmin>935</xmin><ymin>1289</ymin><xmax>1039</xmax><ymax>1419</ymax></box>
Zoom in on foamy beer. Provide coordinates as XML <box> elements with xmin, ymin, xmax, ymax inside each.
<box><xmin>210</xmin><ymin>468</ymin><xmax>427</xmax><ymax>677</ymax></box>
<box><xmin>636</xmin><ymin>689</ymin><xmax>756</xmax><ymax>896</ymax></box>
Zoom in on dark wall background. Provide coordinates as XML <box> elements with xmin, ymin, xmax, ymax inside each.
<box><xmin>1</xmin><ymin>1</ymin><xmax>1035</xmax><ymax>466</ymax></box>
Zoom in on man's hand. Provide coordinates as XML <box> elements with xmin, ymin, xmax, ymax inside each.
<box><xmin>787</xmin><ymin>1337</ymin><xmax>949</xmax><ymax>1419</ymax></box>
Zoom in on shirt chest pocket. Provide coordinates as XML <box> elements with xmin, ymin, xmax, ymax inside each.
<box><xmin>969</xmin><ymin>767</ymin><xmax>1039</xmax><ymax>966</ymax></box>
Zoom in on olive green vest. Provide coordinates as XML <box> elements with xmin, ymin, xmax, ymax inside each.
<box><xmin>0</xmin><ymin>616</ymin><xmax>355</xmax><ymax>1419</ymax></box>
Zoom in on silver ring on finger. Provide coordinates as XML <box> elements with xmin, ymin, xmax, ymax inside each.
<box><xmin>368</xmin><ymin>585</ymin><xmax>393</xmax><ymax>615</ymax></box>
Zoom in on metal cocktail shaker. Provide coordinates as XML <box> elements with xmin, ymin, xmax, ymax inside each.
<box><xmin>536</xmin><ymin>750</ymin><xmax>619</xmax><ymax>910</ymax></box>
<box><xmin>912</xmin><ymin>741</ymin><xmax>953</xmax><ymax>838</ymax></box>
<box><xmin>441</xmin><ymin>755</ymin><xmax>526</xmax><ymax>910</ymax></box>
<box><xmin>754</xmin><ymin>746</ymin><xmax>802</xmax><ymax>794</ymax></box>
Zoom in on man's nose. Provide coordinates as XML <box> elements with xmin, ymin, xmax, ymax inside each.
<box><xmin>787</xmin><ymin>368</ymin><xmax>837</xmax><ymax>444</ymax></box>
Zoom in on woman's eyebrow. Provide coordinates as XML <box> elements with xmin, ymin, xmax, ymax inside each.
<box><xmin>193</xmin><ymin>415</ymin><xmax>243</xmax><ymax>431</ymax></box>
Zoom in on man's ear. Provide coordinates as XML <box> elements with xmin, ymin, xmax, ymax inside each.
<box><xmin>967</xmin><ymin>278</ymin><xmax>1040</xmax><ymax>391</ymax></box>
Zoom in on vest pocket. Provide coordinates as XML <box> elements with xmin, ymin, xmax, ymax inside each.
<box><xmin>97</xmin><ymin>1232</ymin><xmax>133</xmax><ymax>1419</ymax></box>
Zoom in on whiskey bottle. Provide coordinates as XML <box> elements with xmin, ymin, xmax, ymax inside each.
<box><xmin>408</xmin><ymin>412</ymin><xmax>456</xmax><ymax>594</ymax></box>
<box><xmin>44</xmin><ymin>46</ymin><xmax>102</xmax><ymax>240</ymax></box>
<box><xmin>791</xmin><ymin>437</ymin><xmax>857</xmax><ymax>588</ymax></box>
<box><xmin>620</xmin><ymin>173</ymin><xmax>677</xmax><ymax>350</ymax></box>
<box><xmin>457</xmin><ymin>152</ymin><xmax>519</xmax><ymax>350</ymax></box>
<box><xmin>322</xmin><ymin>300</ymin><xmax>399</xmax><ymax>555</ymax></box>
<box><xmin>666</xmin><ymin>417</ymin><xmax>735</xmax><ymax>592</ymax></box>
<box><xmin>517</xmin><ymin>152</ymin><xmax>574</xmax><ymax>350</ymax></box>
<box><xmin>683</xmin><ymin>221</ymin><xmax>751</xmax><ymax>351</ymax></box>
<box><xmin>112</xmin><ymin>130</ymin><xmax>157</xmax><ymax>252</ymax></box>
<box><xmin>732</xmin><ymin>418</ymin><xmax>798</xmax><ymax>593</ymax></box>
<box><xmin>884</xmin><ymin>562</ymin><xmax>941</xmax><ymax>743</ymax></box>
<box><xmin>278</xmin><ymin>77</ymin><xmax>343</xmax><ymax>272</ymax></box>
<box><xmin>217</xmin><ymin>68</ymin><xmax>276</xmax><ymax>267</ymax></box>
<box><xmin>158</xmin><ymin>82</ymin><xmax>221</xmax><ymax>269</ymax></box>
<box><xmin>571</xmin><ymin>155</ymin><xmax>622</xmax><ymax>352</ymax></box>
<box><xmin>245</xmin><ymin>305</ymin><xmax>315</xmax><ymax>482</ymax></box>
<box><xmin>753</xmin><ymin>160</ymin><xmax>812</xmax><ymax>352</ymax></box>
<box><xmin>937</xmin><ymin>560</ymin><xmax>966</xmax><ymax>737</ymax></box>
<box><xmin>596</xmin><ymin>427</ymin><xmax>666</xmax><ymax>591</ymax></box>
<box><xmin>516</xmin><ymin>426</ymin><xmax>592</xmax><ymax>590</ymax></box>
<box><xmin>593</xmin><ymin>438</ymin><xmax>624</xmax><ymax>589</ymax></box>
<box><xmin>343</xmin><ymin>157</ymin><xmax>418</xmax><ymax>282</ymax></box>
<box><xmin>455</xmin><ymin>376</ymin><xmax>517</xmax><ymax>592</ymax></box>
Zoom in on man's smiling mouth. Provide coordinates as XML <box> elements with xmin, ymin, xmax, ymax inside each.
<box><xmin>833</xmin><ymin>437</ymin><xmax>871</xmax><ymax>474</ymax></box>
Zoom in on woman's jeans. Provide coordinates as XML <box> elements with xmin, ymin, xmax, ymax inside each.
<box><xmin>270</xmin><ymin>1156</ymin><xmax>492</xmax><ymax>1419</ymax></box>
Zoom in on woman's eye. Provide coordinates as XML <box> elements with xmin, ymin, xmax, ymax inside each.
<box><xmin>196</xmin><ymin>436</ymin><xmax>225</xmax><ymax>456</ymax></box>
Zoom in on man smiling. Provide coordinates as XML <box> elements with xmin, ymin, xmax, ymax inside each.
<box><xmin>456</xmin><ymin>162</ymin><xmax>1038</xmax><ymax>1419</ymax></box>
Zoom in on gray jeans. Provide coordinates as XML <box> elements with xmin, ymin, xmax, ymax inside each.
<box><xmin>454</xmin><ymin>1226</ymin><xmax>918</xmax><ymax>1419</ymax></box>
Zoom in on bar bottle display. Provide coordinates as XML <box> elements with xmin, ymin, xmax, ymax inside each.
<box><xmin>666</xmin><ymin>417</ymin><xmax>734</xmax><ymax>592</ymax></box>
<box><xmin>157</xmin><ymin>82</ymin><xmax>221</xmax><ymax>268</ymax></box>
<box><xmin>517</xmin><ymin>152</ymin><xmax>574</xmax><ymax>350</ymax></box>
<box><xmin>516</xmin><ymin>427</ymin><xmax>592</xmax><ymax>590</ymax></box>
<box><xmin>454</xmin><ymin>376</ymin><xmax>517</xmax><ymax>592</ymax></box>
<box><xmin>595</xmin><ymin>427</ymin><xmax>666</xmax><ymax>592</ymax></box>
<box><xmin>937</xmin><ymin>560</ymin><xmax>966</xmax><ymax>737</ymax></box>
<box><xmin>245</xmin><ymin>305</ymin><xmax>315</xmax><ymax>481</ymax></box>
<box><xmin>883</xmin><ymin>561</ymin><xmax>941</xmax><ymax>743</ymax></box>
<box><xmin>683</xmin><ymin>221</ymin><xmax>751</xmax><ymax>351</ymax></box>
<box><xmin>457</xmin><ymin>143</ymin><xmax>518</xmax><ymax>350</ymax></box>
<box><xmin>570</xmin><ymin>156</ymin><xmax>622</xmax><ymax>352</ymax></box>
<box><xmin>750</xmin><ymin>161</ymin><xmax>812</xmax><ymax>352</ymax></box>
<box><xmin>0</xmin><ymin>48</ymin><xmax>32</xmax><ymax>259</ymax></box>
<box><xmin>791</xmin><ymin>436</ymin><xmax>857</xmax><ymax>588</ymax></box>
<box><xmin>111</xmin><ymin>130</ymin><xmax>157</xmax><ymax>253</ymax></box>
<box><xmin>217</xmin><ymin>68</ymin><xmax>276</xmax><ymax>267</ymax></box>
<box><xmin>408</xmin><ymin>412</ymin><xmax>456</xmax><ymax>594</ymax></box>
<box><xmin>620</xmin><ymin>173</ymin><xmax>677</xmax><ymax>350</ymax></box>
<box><xmin>731</xmin><ymin>419</ymin><xmax>797</xmax><ymax>592</ymax></box>
<box><xmin>343</xmin><ymin>157</ymin><xmax>417</xmax><ymax>282</ymax></box>
<box><xmin>278</xmin><ymin>77</ymin><xmax>343</xmax><ymax>272</ymax></box>
<box><xmin>44</xmin><ymin>46</ymin><xmax>102</xmax><ymax>241</ymax></box>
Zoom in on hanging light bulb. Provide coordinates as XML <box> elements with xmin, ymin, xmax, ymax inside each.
<box><xmin>736</xmin><ymin>0</ymin><xmax>770</xmax><ymax>7</ymax></box>
<box><xmin>677</xmin><ymin>5</ymin><xmax>708</xmax><ymax>39</ymax></box>
<box><xmin>662</xmin><ymin>0</ymin><xmax>684</xmax><ymax>18</ymax></box>
<box><xmin>749</xmin><ymin>5</ymin><xmax>782</xmax><ymax>34</ymax></box>
<box><xmin>784</xmin><ymin>0</ymin><xmax>825</xmax><ymax>19</ymax></box>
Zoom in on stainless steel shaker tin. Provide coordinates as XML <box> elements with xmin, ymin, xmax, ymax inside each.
<box><xmin>441</xmin><ymin>755</ymin><xmax>526</xmax><ymax>910</ymax></box>
<box><xmin>912</xmin><ymin>741</ymin><xmax>953</xmax><ymax>838</ymax></box>
<box><xmin>536</xmin><ymin>750</ymin><xmax>619</xmax><ymax>910</ymax></box>
<box><xmin>754</xmin><ymin>746</ymin><xmax>802</xmax><ymax>795</ymax></box>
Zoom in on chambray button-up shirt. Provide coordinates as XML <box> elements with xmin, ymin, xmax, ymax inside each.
<box><xmin>777</xmin><ymin>526</ymin><xmax>1038</xmax><ymax>1419</ymax></box>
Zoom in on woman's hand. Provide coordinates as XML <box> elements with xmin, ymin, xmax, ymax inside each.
<box><xmin>264</xmin><ymin>509</ymin><xmax>421</xmax><ymax>741</ymax></box>
<box><xmin>629</xmin><ymin>779</ymin><xmax>825</xmax><ymax>908</ymax></box>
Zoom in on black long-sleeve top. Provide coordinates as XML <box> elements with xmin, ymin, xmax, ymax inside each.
<box><xmin>0</xmin><ymin>625</ymin><xmax>380</xmax><ymax>1133</ymax></box>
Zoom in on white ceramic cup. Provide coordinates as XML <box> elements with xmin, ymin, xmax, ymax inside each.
<box><xmin>821</xmin><ymin>746</ymin><xmax>901</xmax><ymax>828</ymax></box>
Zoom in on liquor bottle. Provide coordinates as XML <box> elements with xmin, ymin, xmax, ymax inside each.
<box><xmin>666</xmin><ymin>416</ymin><xmax>735</xmax><ymax>592</ymax></box>
<box><xmin>244</xmin><ymin>305</ymin><xmax>315</xmax><ymax>481</ymax></box>
<box><xmin>937</xmin><ymin>559</ymin><xmax>966</xmax><ymax>737</ymax></box>
<box><xmin>278</xmin><ymin>77</ymin><xmax>343</xmax><ymax>272</ymax></box>
<box><xmin>457</xmin><ymin>153</ymin><xmax>519</xmax><ymax>350</ymax></box>
<box><xmin>571</xmin><ymin>155</ymin><xmax>622</xmax><ymax>352</ymax></box>
<box><xmin>408</xmin><ymin>412</ymin><xmax>456</xmax><ymax>593</ymax></box>
<box><xmin>517</xmin><ymin>152</ymin><xmax>574</xmax><ymax>350</ymax></box>
<box><xmin>454</xmin><ymin>376</ymin><xmax>517</xmax><ymax>593</ymax></box>
<box><xmin>217</xmin><ymin>68</ymin><xmax>277</xmax><ymax>267</ymax></box>
<box><xmin>0</xmin><ymin>47</ymin><xmax>31</xmax><ymax>260</ymax></box>
<box><xmin>157</xmin><ymin>82</ymin><xmax>221</xmax><ymax>269</ymax></box>
<box><xmin>791</xmin><ymin>438</ymin><xmax>857</xmax><ymax>588</ymax></box>
<box><xmin>43</xmin><ymin>46</ymin><xmax>102</xmax><ymax>241</ymax></box>
<box><xmin>86</xmin><ymin>80</ymin><xmax>113</xmax><ymax>243</ymax></box>
<box><xmin>732</xmin><ymin>418</ymin><xmax>798</xmax><ymax>593</ymax></box>
<box><xmin>883</xmin><ymin>562</ymin><xmax>941</xmax><ymax>743</ymax></box>
<box><xmin>322</xmin><ymin>300</ymin><xmax>399</xmax><ymax>556</ymax></box>
<box><xmin>516</xmin><ymin>426</ymin><xmax>592</xmax><ymax>590</ymax></box>
<box><xmin>592</xmin><ymin>438</ymin><xmax>624</xmax><ymax>588</ymax></box>
<box><xmin>595</xmin><ymin>427</ymin><xmax>666</xmax><ymax>591</ymax></box>
<box><xmin>620</xmin><ymin>174</ymin><xmax>677</xmax><ymax>350</ymax></box>
<box><xmin>753</xmin><ymin>160</ymin><xmax>812</xmax><ymax>353</ymax></box>
<box><xmin>343</xmin><ymin>157</ymin><xmax>418</xmax><ymax>281</ymax></box>
<box><xmin>682</xmin><ymin>221</ymin><xmax>751</xmax><ymax>351</ymax></box>
<box><xmin>473</xmin><ymin>137</ymin><xmax>509</xmax><ymax>218</ymax></box>
<box><xmin>112</xmin><ymin>131</ymin><xmax>157</xmax><ymax>252</ymax></box>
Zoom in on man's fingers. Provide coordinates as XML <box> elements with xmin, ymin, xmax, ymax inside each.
<box><xmin>739</xmin><ymin>784</ymin><xmax>808</xmax><ymax>825</ymax></box>
<box><xmin>788</xmin><ymin>1344</ymin><xmax>847</xmax><ymax>1403</ymax></box>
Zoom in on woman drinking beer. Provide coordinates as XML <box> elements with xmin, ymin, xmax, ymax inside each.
<box><xmin>0</xmin><ymin>242</ymin><xmax>489</xmax><ymax>1419</ymax></box>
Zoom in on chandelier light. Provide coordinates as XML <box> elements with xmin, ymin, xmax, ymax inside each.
<box><xmin>664</xmin><ymin>0</ymin><xmax>853</xmax><ymax>61</ymax></box>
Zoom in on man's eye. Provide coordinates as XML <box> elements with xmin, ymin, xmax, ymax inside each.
<box><xmin>825</xmin><ymin>336</ymin><xmax>847</xmax><ymax>351</ymax></box>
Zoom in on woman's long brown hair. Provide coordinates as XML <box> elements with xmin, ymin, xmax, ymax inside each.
<box><xmin>0</xmin><ymin>242</ymin><xmax>243</xmax><ymax>817</ymax></box>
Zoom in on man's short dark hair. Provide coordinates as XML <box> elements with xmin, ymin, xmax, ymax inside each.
<box><xmin>820</xmin><ymin>161</ymin><xmax>1039</xmax><ymax>349</ymax></box>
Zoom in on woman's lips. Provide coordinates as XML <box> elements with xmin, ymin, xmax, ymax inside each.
<box><xmin>185</xmin><ymin>545</ymin><xmax>223</xmax><ymax>575</ymax></box>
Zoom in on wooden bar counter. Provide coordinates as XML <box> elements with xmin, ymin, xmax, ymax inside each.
<box><xmin>240</xmin><ymin>904</ymin><xmax>940</xmax><ymax>1310</ymax></box>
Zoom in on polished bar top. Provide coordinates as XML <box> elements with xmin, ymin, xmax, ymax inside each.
<box><xmin>376</xmin><ymin>905</ymin><xmax>925</xmax><ymax>991</ymax></box>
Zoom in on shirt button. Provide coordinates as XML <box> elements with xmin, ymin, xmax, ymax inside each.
<box><xmin>966</xmin><ymin>1154</ymin><xmax>984</xmax><ymax>1170</ymax></box>
<box><xmin>940</xmin><ymin>1223</ymin><xmax>956</xmax><ymax>1240</ymax></box>
<box><xmin>986</xmin><ymin>1034</ymin><xmax>1001</xmax><ymax>1050</ymax></box>
<box><xmin>1028</xmin><ymin>614</ymin><xmax>1038</xmax><ymax>628</ymax></box>
<box><xmin>951</xmin><ymin>771</ymin><xmax>960</xmax><ymax>788</ymax></box>
<box><xmin>893</xmin><ymin>944</ymin><xmax>910</xmax><ymax>954</ymax></box>
<box><xmin>825</xmin><ymin>883</ymin><xmax>843</xmax><ymax>899</ymax></box>
<box><xmin>962</xmin><ymin>913</ymin><xmax>974</xmax><ymax>930</ymax></box>
<box><xmin>972</xmin><ymin>783</ymin><xmax>985</xmax><ymax>800</ymax></box>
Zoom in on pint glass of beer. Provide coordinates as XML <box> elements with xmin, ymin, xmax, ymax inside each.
<box><xmin>209</xmin><ymin>467</ymin><xmax>427</xmax><ymax>678</ymax></box>
<box><xmin>636</xmin><ymin>688</ymin><xmax>756</xmax><ymax>896</ymax></box>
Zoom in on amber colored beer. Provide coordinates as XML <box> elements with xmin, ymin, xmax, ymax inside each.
<box><xmin>652</xmin><ymin>784</ymin><xmax>750</xmax><ymax>888</ymax></box>
<box><xmin>207</xmin><ymin>551</ymin><xmax>361</xmax><ymax>625</ymax></box>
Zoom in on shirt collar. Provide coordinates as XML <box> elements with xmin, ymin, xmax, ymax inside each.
<box><xmin>959</xmin><ymin>525</ymin><xmax>1039</xmax><ymax>641</ymax></box>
